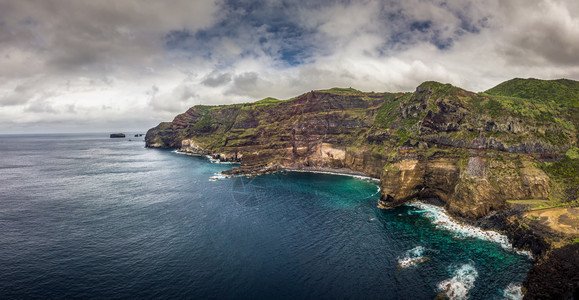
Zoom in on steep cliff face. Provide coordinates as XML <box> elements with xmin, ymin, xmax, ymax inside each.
<box><xmin>145</xmin><ymin>79</ymin><xmax>579</xmax><ymax>299</ymax></box>
<box><xmin>146</xmin><ymin>80</ymin><xmax>578</xmax><ymax>220</ymax></box>
<box><xmin>371</xmin><ymin>80</ymin><xmax>575</xmax><ymax>219</ymax></box>
<box><xmin>147</xmin><ymin>88</ymin><xmax>390</xmax><ymax>175</ymax></box>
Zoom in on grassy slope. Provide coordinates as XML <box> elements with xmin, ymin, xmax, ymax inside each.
<box><xmin>485</xmin><ymin>78</ymin><xmax>579</xmax><ymax>109</ymax></box>
<box><xmin>161</xmin><ymin>88</ymin><xmax>389</xmax><ymax>153</ymax></box>
<box><xmin>149</xmin><ymin>79</ymin><xmax>579</xmax><ymax>205</ymax></box>
<box><xmin>484</xmin><ymin>79</ymin><xmax>579</xmax><ymax>206</ymax></box>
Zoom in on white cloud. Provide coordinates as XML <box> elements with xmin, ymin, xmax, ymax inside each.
<box><xmin>0</xmin><ymin>0</ymin><xmax>578</xmax><ymax>133</ymax></box>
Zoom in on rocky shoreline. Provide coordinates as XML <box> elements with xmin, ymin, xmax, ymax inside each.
<box><xmin>182</xmin><ymin>148</ymin><xmax>576</xmax><ymax>298</ymax></box>
<box><xmin>145</xmin><ymin>79</ymin><xmax>578</xmax><ymax>298</ymax></box>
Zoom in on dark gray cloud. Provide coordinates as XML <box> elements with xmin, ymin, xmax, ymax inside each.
<box><xmin>149</xmin><ymin>82</ymin><xmax>200</xmax><ymax>113</ymax></box>
<box><xmin>1</xmin><ymin>83</ymin><xmax>34</xmax><ymax>106</ymax></box>
<box><xmin>202</xmin><ymin>71</ymin><xmax>233</xmax><ymax>87</ymax></box>
<box><xmin>0</xmin><ymin>0</ymin><xmax>220</xmax><ymax>77</ymax></box>
<box><xmin>0</xmin><ymin>0</ymin><xmax>578</xmax><ymax>133</ymax></box>
<box><xmin>497</xmin><ymin>0</ymin><xmax>579</xmax><ymax>66</ymax></box>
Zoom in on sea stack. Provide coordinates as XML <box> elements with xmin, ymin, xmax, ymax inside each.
<box><xmin>110</xmin><ymin>133</ymin><xmax>125</xmax><ymax>138</ymax></box>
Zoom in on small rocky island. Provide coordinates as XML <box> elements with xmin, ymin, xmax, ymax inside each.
<box><xmin>145</xmin><ymin>78</ymin><xmax>578</xmax><ymax>298</ymax></box>
<box><xmin>110</xmin><ymin>133</ymin><xmax>126</xmax><ymax>138</ymax></box>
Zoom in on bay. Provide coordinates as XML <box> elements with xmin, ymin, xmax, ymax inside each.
<box><xmin>0</xmin><ymin>134</ymin><xmax>531</xmax><ymax>299</ymax></box>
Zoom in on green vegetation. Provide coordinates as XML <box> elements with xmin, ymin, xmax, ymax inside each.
<box><xmin>565</xmin><ymin>146</ymin><xmax>579</xmax><ymax>159</ymax></box>
<box><xmin>395</xmin><ymin>128</ymin><xmax>409</xmax><ymax>146</ymax></box>
<box><xmin>541</xmin><ymin>150</ymin><xmax>579</xmax><ymax>202</ymax></box>
<box><xmin>478</xmin><ymin>79</ymin><xmax>579</xmax><ymax>139</ymax></box>
<box><xmin>253</xmin><ymin>97</ymin><xmax>282</xmax><ymax>106</ymax></box>
<box><xmin>507</xmin><ymin>199</ymin><xmax>577</xmax><ymax>211</ymax></box>
<box><xmin>318</xmin><ymin>87</ymin><xmax>363</xmax><ymax>94</ymax></box>
<box><xmin>383</xmin><ymin>162</ymin><xmax>400</xmax><ymax>172</ymax></box>
<box><xmin>147</xmin><ymin>79</ymin><xmax>579</xmax><ymax>209</ymax></box>
<box><xmin>191</xmin><ymin>114</ymin><xmax>213</xmax><ymax>131</ymax></box>
<box><xmin>373</xmin><ymin>93</ymin><xmax>411</xmax><ymax>128</ymax></box>
<box><xmin>471</xmin><ymin>96</ymin><xmax>503</xmax><ymax>118</ymax></box>
<box><xmin>417</xmin><ymin>81</ymin><xmax>454</xmax><ymax>96</ymax></box>
<box><xmin>533</xmin><ymin>202</ymin><xmax>575</xmax><ymax>210</ymax></box>
<box><xmin>543</xmin><ymin>156</ymin><xmax>579</xmax><ymax>182</ymax></box>
<box><xmin>485</xmin><ymin>78</ymin><xmax>579</xmax><ymax>109</ymax></box>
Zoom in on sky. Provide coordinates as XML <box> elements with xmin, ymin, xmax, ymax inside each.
<box><xmin>1</xmin><ymin>0</ymin><xmax>579</xmax><ymax>133</ymax></box>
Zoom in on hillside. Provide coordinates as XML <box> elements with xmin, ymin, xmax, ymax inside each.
<box><xmin>146</xmin><ymin>78</ymin><xmax>579</xmax><ymax>298</ymax></box>
<box><xmin>147</xmin><ymin>79</ymin><xmax>578</xmax><ymax>218</ymax></box>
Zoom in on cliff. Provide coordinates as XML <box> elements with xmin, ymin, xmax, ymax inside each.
<box><xmin>146</xmin><ymin>78</ymin><xmax>579</xmax><ymax>297</ymax></box>
<box><xmin>146</xmin><ymin>80</ymin><xmax>578</xmax><ymax>218</ymax></box>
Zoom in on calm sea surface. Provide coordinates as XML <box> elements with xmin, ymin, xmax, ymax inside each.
<box><xmin>0</xmin><ymin>134</ymin><xmax>531</xmax><ymax>299</ymax></box>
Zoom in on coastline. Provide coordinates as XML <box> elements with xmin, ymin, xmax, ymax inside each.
<box><xmin>407</xmin><ymin>202</ymin><xmax>534</xmax><ymax>259</ymax></box>
<box><xmin>145</xmin><ymin>76</ymin><xmax>579</xmax><ymax>299</ymax></box>
<box><xmin>203</xmin><ymin>148</ymin><xmax>537</xmax><ymax>255</ymax></box>
<box><xmin>176</xmin><ymin>147</ymin><xmax>381</xmax><ymax>181</ymax></box>
<box><xmin>169</xmin><ymin>145</ymin><xmax>574</xmax><ymax>299</ymax></box>
<box><xmin>283</xmin><ymin>167</ymin><xmax>380</xmax><ymax>181</ymax></box>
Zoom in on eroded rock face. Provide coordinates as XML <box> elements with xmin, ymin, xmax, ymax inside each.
<box><xmin>523</xmin><ymin>244</ymin><xmax>579</xmax><ymax>299</ymax></box>
<box><xmin>144</xmin><ymin>79</ymin><xmax>579</xmax><ymax>300</ymax></box>
<box><xmin>181</xmin><ymin>139</ymin><xmax>210</xmax><ymax>155</ymax></box>
<box><xmin>378</xmin><ymin>157</ymin><xmax>463</xmax><ymax>208</ymax></box>
<box><xmin>379</xmin><ymin>159</ymin><xmax>425</xmax><ymax>208</ymax></box>
<box><xmin>378</xmin><ymin>149</ymin><xmax>550</xmax><ymax>220</ymax></box>
<box><xmin>145</xmin><ymin>80</ymin><xmax>574</xmax><ymax>220</ymax></box>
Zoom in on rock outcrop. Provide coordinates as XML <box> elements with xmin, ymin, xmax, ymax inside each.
<box><xmin>523</xmin><ymin>244</ymin><xmax>579</xmax><ymax>299</ymax></box>
<box><xmin>146</xmin><ymin>80</ymin><xmax>578</xmax><ymax>220</ymax></box>
<box><xmin>146</xmin><ymin>79</ymin><xmax>579</xmax><ymax>299</ymax></box>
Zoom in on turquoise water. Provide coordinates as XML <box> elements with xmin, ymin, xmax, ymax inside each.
<box><xmin>0</xmin><ymin>134</ymin><xmax>532</xmax><ymax>299</ymax></box>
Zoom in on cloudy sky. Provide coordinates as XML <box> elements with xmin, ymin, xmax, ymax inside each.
<box><xmin>1</xmin><ymin>0</ymin><xmax>578</xmax><ymax>133</ymax></box>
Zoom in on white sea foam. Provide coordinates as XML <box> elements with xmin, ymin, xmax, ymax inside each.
<box><xmin>209</xmin><ymin>173</ymin><xmax>229</xmax><ymax>181</ymax></box>
<box><xmin>397</xmin><ymin>246</ymin><xmax>429</xmax><ymax>268</ymax></box>
<box><xmin>407</xmin><ymin>202</ymin><xmax>532</xmax><ymax>259</ymax></box>
<box><xmin>173</xmin><ymin>150</ymin><xmax>205</xmax><ymax>158</ymax></box>
<box><xmin>369</xmin><ymin>185</ymin><xmax>381</xmax><ymax>197</ymax></box>
<box><xmin>437</xmin><ymin>263</ymin><xmax>478</xmax><ymax>300</ymax></box>
<box><xmin>205</xmin><ymin>155</ymin><xmax>236</xmax><ymax>164</ymax></box>
<box><xmin>173</xmin><ymin>149</ymin><xmax>190</xmax><ymax>155</ymax></box>
<box><xmin>172</xmin><ymin>150</ymin><xmax>235</xmax><ymax>164</ymax></box>
<box><xmin>502</xmin><ymin>283</ymin><xmax>524</xmax><ymax>300</ymax></box>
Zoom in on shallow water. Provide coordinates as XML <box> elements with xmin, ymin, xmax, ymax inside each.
<box><xmin>0</xmin><ymin>133</ymin><xmax>532</xmax><ymax>299</ymax></box>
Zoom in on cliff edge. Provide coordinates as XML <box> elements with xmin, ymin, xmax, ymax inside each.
<box><xmin>146</xmin><ymin>79</ymin><xmax>579</xmax><ymax>298</ymax></box>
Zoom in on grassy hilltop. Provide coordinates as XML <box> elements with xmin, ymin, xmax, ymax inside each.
<box><xmin>146</xmin><ymin>77</ymin><xmax>579</xmax><ymax>298</ymax></box>
<box><xmin>146</xmin><ymin>78</ymin><xmax>578</xmax><ymax>215</ymax></box>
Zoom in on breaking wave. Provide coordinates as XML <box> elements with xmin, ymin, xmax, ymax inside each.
<box><xmin>206</xmin><ymin>155</ymin><xmax>236</xmax><ymax>164</ymax></box>
<box><xmin>407</xmin><ymin>202</ymin><xmax>532</xmax><ymax>258</ymax></box>
<box><xmin>209</xmin><ymin>173</ymin><xmax>230</xmax><ymax>181</ymax></box>
<box><xmin>437</xmin><ymin>263</ymin><xmax>478</xmax><ymax>300</ymax></box>
<box><xmin>502</xmin><ymin>283</ymin><xmax>524</xmax><ymax>300</ymax></box>
<box><xmin>397</xmin><ymin>246</ymin><xmax>431</xmax><ymax>268</ymax></box>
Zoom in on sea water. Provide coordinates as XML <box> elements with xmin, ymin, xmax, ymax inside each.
<box><xmin>0</xmin><ymin>134</ymin><xmax>532</xmax><ymax>299</ymax></box>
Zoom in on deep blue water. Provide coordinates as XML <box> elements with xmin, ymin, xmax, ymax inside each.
<box><xmin>0</xmin><ymin>134</ymin><xmax>532</xmax><ymax>299</ymax></box>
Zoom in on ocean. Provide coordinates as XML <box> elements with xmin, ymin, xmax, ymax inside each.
<box><xmin>0</xmin><ymin>133</ymin><xmax>532</xmax><ymax>299</ymax></box>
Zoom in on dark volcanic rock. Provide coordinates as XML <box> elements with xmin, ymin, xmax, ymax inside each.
<box><xmin>145</xmin><ymin>82</ymin><xmax>575</xmax><ymax>220</ymax></box>
<box><xmin>145</xmin><ymin>79</ymin><xmax>579</xmax><ymax>300</ymax></box>
<box><xmin>523</xmin><ymin>244</ymin><xmax>579</xmax><ymax>300</ymax></box>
